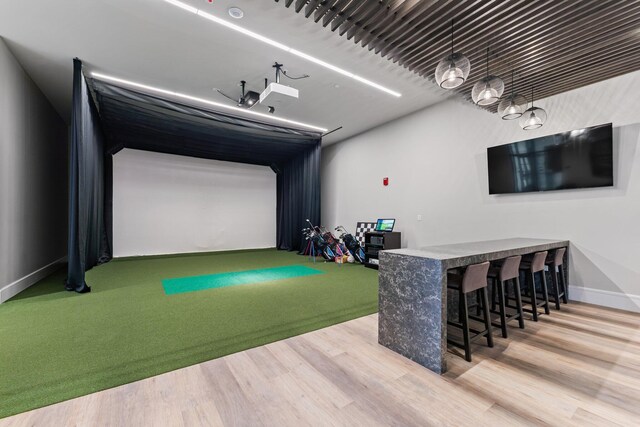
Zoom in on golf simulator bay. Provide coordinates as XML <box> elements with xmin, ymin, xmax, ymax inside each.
<box><xmin>0</xmin><ymin>249</ymin><xmax>378</xmax><ymax>418</ymax></box>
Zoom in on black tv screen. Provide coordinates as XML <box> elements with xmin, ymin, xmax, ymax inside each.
<box><xmin>487</xmin><ymin>123</ymin><xmax>613</xmax><ymax>194</ymax></box>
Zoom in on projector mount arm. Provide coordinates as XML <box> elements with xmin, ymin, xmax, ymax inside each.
<box><xmin>215</xmin><ymin>88</ymin><xmax>240</xmax><ymax>104</ymax></box>
<box><xmin>214</xmin><ymin>62</ymin><xmax>309</xmax><ymax>115</ymax></box>
<box><xmin>272</xmin><ymin>62</ymin><xmax>309</xmax><ymax>84</ymax></box>
<box><xmin>215</xmin><ymin>80</ymin><xmax>259</xmax><ymax>109</ymax></box>
<box><xmin>239</xmin><ymin>80</ymin><xmax>253</xmax><ymax>107</ymax></box>
<box><xmin>214</xmin><ymin>80</ymin><xmax>245</xmax><ymax>105</ymax></box>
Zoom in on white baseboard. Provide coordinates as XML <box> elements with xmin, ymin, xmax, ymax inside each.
<box><xmin>0</xmin><ymin>257</ymin><xmax>66</xmax><ymax>303</ymax></box>
<box><xmin>569</xmin><ymin>285</ymin><xmax>640</xmax><ymax>313</ymax></box>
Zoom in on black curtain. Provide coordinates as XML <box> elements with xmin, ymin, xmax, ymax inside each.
<box><xmin>89</xmin><ymin>80</ymin><xmax>320</xmax><ymax>167</ymax></box>
<box><xmin>87</xmin><ymin>77</ymin><xmax>322</xmax><ymax>253</ymax></box>
<box><xmin>277</xmin><ymin>143</ymin><xmax>322</xmax><ymax>251</ymax></box>
<box><xmin>67</xmin><ymin>67</ymin><xmax>322</xmax><ymax>292</ymax></box>
<box><xmin>66</xmin><ymin>59</ymin><xmax>113</xmax><ymax>293</ymax></box>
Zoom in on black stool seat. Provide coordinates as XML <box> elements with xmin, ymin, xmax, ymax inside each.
<box><xmin>447</xmin><ymin>262</ymin><xmax>493</xmax><ymax>362</ymax></box>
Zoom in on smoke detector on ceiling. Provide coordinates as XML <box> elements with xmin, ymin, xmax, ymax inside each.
<box><xmin>228</xmin><ymin>7</ymin><xmax>244</xmax><ymax>19</ymax></box>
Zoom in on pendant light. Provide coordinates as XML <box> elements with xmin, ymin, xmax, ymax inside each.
<box><xmin>471</xmin><ymin>47</ymin><xmax>504</xmax><ymax>105</ymax></box>
<box><xmin>497</xmin><ymin>71</ymin><xmax>527</xmax><ymax>120</ymax></box>
<box><xmin>434</xmin><ymin>20</ymin><xmax>471</xmax><ymax>89</ymax></box>
<box><xmin>519</xmin><ymin>86</ymin><xmax>547</xmax><ymax>130</ymax></box>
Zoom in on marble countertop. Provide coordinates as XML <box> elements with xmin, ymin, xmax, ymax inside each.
<box><xmin>378</xmin><ymin>237</ymin><xmax>570</xmax><ymax>373</ymax></box>
<box><xmin>383</xmin><ymin>238</ymin><xmax>569</xmax><ymax>267</ymax></box>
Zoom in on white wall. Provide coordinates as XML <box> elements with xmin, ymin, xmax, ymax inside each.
<box><xmin>322</xmin><ymin>70</ymin><xmax>640</xmax><ymax>312</ymax></box>
<box><xmin>113</xmin><ymin>149</ymin><xmax>276</xmax><ymax>257</ymax></box>
<box><xmin>0</xmin><ymin>38</ymin><xmax>68</xmax><ymax>302</ymax></box>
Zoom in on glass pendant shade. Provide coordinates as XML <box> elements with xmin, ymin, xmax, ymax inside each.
<box><xmin>498</xmin><ymin>93</ymin><xmax>527</xmax><ymax>120</ymax></box>
<box><xmin>435</xmin><ymin>52</ymin><xmax>471</xmax><ymax>89</ymax></box>
<box><xmin>519</xmin><ymin>106</ymin><xmax>547</xmax><ymax>130</ymax></box>
<box><xmin>434</xmin><ymin>20</ymin><xmax>470</xmax><ymax>90</ymax></box>
<box><xmin>520</xmin><ymin>86</ymin><xmax>547</xmax><ymax>130</ymax></box>
<box><xmin>471</xmin><ymin>75</ymin><xmax>504</xmax><ymax>105</ymax></box>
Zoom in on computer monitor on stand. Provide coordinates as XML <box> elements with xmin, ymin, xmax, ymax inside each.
<box><xmin>375</xmin><ymin>218</ymin><xmax>395</xmax><ymax>232</ymax></box>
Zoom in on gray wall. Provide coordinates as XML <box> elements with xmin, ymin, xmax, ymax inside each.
<box><xmin>322</xmin><ymin>70</ymin><xmax>640</xmax><ymax>312</ymax></box>
<box><xmin>0</xmin><ymin>37</ymin><xmax>68</xmax><ymax>300</ymax></box>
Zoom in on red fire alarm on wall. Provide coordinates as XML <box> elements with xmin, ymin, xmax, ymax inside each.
<box><xmin>383</xmin><ymin>177</ymin><xmax>389</xmax><ymax>186</ymax></box>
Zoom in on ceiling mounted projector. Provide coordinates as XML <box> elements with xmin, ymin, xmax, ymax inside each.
<box><xmin>216</xmin><ymin>80</ymin><xmax>260</xmax><ymax>109</ymax></box>
<box><xmin>260</xmin><ymin>82</ymin><xmax>298</xmax><ymax>105</ymax></box>
<box><xmin>213</xmin><ymin>62</ymin><xmax>308</xmax><ymax>115</ymax></box>
<box><xmin>260</xmin><ymin>62</ymin><xmax>307</xmax><ymax>106</ymax></box>
<box><xmin>240</xmin><ymin>90</ymin><xmax>260</xmax><ymax>108</ymax></box>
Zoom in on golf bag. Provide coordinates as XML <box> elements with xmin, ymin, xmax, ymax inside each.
<box><xmin>335</xmin><ymin>225</ymin><xmax>365</xmax><ymax>263</ymax></box>
<box><xmin>302</xmin><ymin>220</ymin><xmax>335</xmax><ymax>261</ymax></box>
<box><xmin>322</xmin><ymin>229</ymin><xmax>344</xmax><ymax>259</ymax></box>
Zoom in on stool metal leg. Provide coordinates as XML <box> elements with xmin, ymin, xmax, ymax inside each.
<box><xmin>540</xmin><ymin>270</ymin><xmax>551</xmax><ymax>315</ymax></box>
<box><xmin>481</xmin><ymin>288</ymin><xmax>494</xmax><ymax>348</ymax></box>
<box><xmin>491</xmin><ymin>279</ymin><xmax>498</xmax><ymax>312</ymax></box>
<box><xmin>529</xmin><ymin>271</ymin><xmax>539</xmax><ymax>321</ymax></box>
<box><xmin>504</xmin><ymin>279</ymin><xmax>512</xmax><ymax>306</ymax></box>
<box><xmin>497</xmin><ymin>280</ymin><xmax>508</xmax><ymax>338</ymax></box>
<box><xmin>514</xmin><ymin>277</ymin><xmax>525</xmax><ymax>329</ymax></box>
<box><xmin>460</xmin><ymin>290</ymin><xmax>472</xmax><ymax>362</ymax></box>
<box><xmin>550</xmin><ymin>265</ymin><xmax>561</xmax><ymax>310</ymax></box>
<box><xmin>560</xmin><ymin>265</ymin><xmax>569</xmax><ymax>304</ymax></box>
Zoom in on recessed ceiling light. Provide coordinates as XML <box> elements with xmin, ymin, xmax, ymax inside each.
<box><xmin>91</xmin><ymin>72</ymin><xmax>328</xmax><ymax>132</ymax></box>
<box><xmin>228</xmin><ymin>7</ymin><xmax>244</xmax><ymax>19</ymax></box>
<box><xmin>161</xmin><ymin>0</ymin><xmax>401</xmax><ymax>97</ymax></box>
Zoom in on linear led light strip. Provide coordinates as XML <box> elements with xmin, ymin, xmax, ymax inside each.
<box><xmin>163</xmin><ymin>0</ymin><xmax>402</xmax><ymax>98</ymax></box>
<box><xmin>91</xmin><ymin>72</ymin><xmax>328</xmax><ymax>132</ymax></box>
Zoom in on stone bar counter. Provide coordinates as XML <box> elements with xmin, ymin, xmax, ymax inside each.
<box><xmin>378</xmin><ymin>238</ymin><xmax>569</xmax><ymax>374</ymax></box>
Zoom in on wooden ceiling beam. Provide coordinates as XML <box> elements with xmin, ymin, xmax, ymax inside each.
<box><xmin>322</xmin><ymin>0</ymin><xmax>352</xmax><ymax>27</ymax></box>
<box><xmin>351</xmin><ymin>0</ymin><xmax>420</xmax><ymax>44</ymax></box>
<box><xmin>313</xmin><ymin>0</ymin><xmax>341</xmax><ymax>23</ymax></box>
<box><xmin>341</xmin><ymin>1</ymin><xmax>398</xmax><ymax>39</ymax></box>
<box><xmin>304</xmin><ymin>0</ymin><xmax>323</xmax><ymax>18</ymax></box>
<box><xmin>406</xmin><ymin>0</ymin><xmax>584</xmax><ymax>73</ymax></box>
<box><xmin>413</xmin><ymin>0</ymin><xmax>638</xmax><ymax>80</ymax></box>
<box><xmin>380</xmin><ymin>0</ymin><xmax>500</xmax><ymax>59</ymax></box>
<box><xmin>274</xmin><ymin>0</ymin><xmax>640</xmax><ymax>114</ymax></box>
<box><xmin>294</xmin><ymin>0</ymin><xmax>306</xmax><ymax>13</ymax></box>
<box><xmin>389</xmin><ymin>0</ymin><xmax>532</xmax><ymax>67</ymax></box>
<box><xmin>329</xmin><ymin>0</ymin><xmax>372</xmax><ymax>33</ymax></box>
<box><xmin>358</xmin><ymin>0</ymin><xmax>439</xmax><ymax>49</ymax></box>
<box><xmin>336</xmin><ymin>1</ymin><xmax>388</xmax><ymax>37</ymax></box>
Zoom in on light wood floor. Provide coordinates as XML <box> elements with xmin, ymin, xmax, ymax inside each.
<box><xmin>2</xmin><ymin>302</ymin><xmax>640</xmax><ymax>426</ymax></box>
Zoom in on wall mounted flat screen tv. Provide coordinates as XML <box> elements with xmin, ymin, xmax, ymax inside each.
<box><xmin>487</xmin><ymin>123</ymin><xmax>613</xmax><ymax>194</ymax></box>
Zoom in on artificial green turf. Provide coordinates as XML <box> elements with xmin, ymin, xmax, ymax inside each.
<box><xmin>162</xmin><ymin>264</ymin><xmax>324</xmax><ymax>295</ymax></box>
<box><xmin>0</xmin><ymin>249</ymin><xmax>378</xmax><ymax>419</ymax></box>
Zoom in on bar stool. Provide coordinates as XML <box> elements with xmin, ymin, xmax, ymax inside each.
<box><xmin>546</xmin><ymin>247</ymin><xmax>568</xmax><ymax>310</ymax></box>
<box><xmin>519</xmin><ymin>251</ymin><xmax>550</xmax><ymax>321</ymax></box>
<box><xmin>447</xmin><ymin>261</ymin><xmax>493</xmax><ymax>362</ymax></box>
<box><xmin>488</xmin><ymin>255</ymin><xmax>525</xmax><ymax>338</ymax></box>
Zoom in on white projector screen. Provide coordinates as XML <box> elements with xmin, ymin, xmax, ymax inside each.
<box><xmin>113</xmin><ymin>149</ymin><xmax>276</xmax><ymax>257</ymax></box>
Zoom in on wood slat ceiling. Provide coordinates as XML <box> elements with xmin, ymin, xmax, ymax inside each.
<box><xmin>275</xmin><ymin>0</ymin><xmax>640</xmax><ymax>112</ymax></box>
